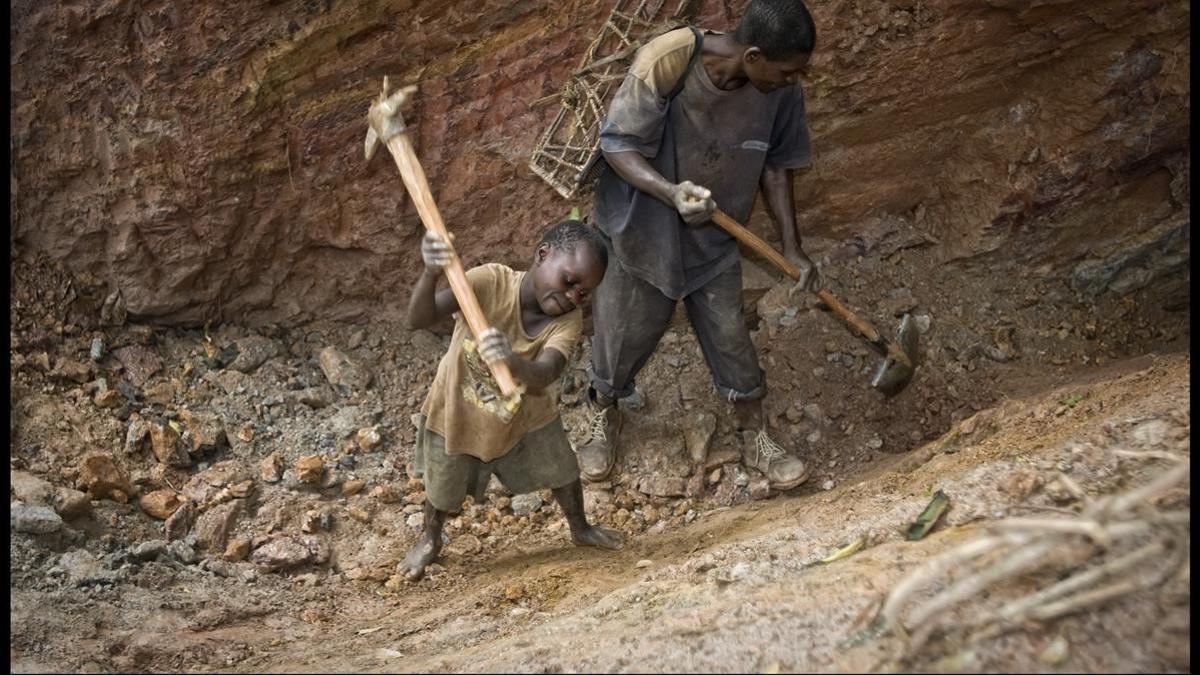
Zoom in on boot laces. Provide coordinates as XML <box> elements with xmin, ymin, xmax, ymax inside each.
<box><xmin>584</xmin><ymin>405</ymin><xmax>612</xmax><ymax>444</ymax></box>
<box><xmin>754</xmin><ymin>431</ymin><xmax>787</xmax><ymax>463</ymax></box>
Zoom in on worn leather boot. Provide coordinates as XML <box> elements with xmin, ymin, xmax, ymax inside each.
<box><xmin>740</xmin><ymin>429</ymin><xmax>809</xmax><ymax>491</ymax></box>
<box><xmin>576</xmin><ymin>389</ymin><xmax>621</xmax><ymax>482</ymax></box>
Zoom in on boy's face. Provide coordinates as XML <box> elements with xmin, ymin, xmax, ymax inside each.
<box><xmin>530</xmin><ymin>244</ymin><xmax>605</xmax><ymax>317</ymax></box>
<box><xmin>743</xmin><ymin>49</ymin><xmax>811</xmax><ymax>94</ymax></box>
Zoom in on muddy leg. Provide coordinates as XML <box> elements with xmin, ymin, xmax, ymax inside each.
<box><xmin>399</xmin><ymin>501</ymin><xmax>447</xmax><ymax>581</ymax></box>
<box><xmin>552</xmin><ymin>479</ymin><xmax>623</xmax><ymax>550</ymax></box>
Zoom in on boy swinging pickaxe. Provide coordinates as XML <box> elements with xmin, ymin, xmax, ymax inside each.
<box><xmin>364</xmin><ymin>78</ymin><xmax>522</xmax><ymax>399</ymax></box>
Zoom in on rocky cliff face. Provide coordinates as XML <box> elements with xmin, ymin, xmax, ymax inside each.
<box><xmin>10</xmin><ymin>0</ymin><xmax>1189</xmax><ymax>326</ymax></box>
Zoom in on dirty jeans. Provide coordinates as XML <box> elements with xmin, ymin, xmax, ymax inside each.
<box><xmin>589</xmin><ymin>255</ymin><xmax>766</xmax><ymax>403</ymax></box>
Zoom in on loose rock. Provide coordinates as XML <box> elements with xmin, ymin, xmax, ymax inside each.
<box><xmin>355</xmin><ymin>426</ymin><xmax>383</xmax><ymax>451</ymax></box>
<box><xmin>683</xmin><ymin>411</ymin><xmax>717</xmax><ymax>465</ymax></box>
<box><xmin>370</xmin><ymin>484</ymin><xmax>402</xmax><ymax>504</ymax></box>
<box><xmin>11</xmin><ymin>502</ymin><xmax>63</xmax><ymax>534</ymax></box>
<box><xmin>180</xmin><ymin>409</ymin><xmax>228</xmax><ymax>454</ymax></box>
<box><xmin>260</xmin><ymin>452</ymin><xmax>285</xmax><ymax>483</ymax></box>
<box><xmin>295</xmin><ymin>455</ymin><xmax>325</xmax><ymax>484</ymax></box>
<box><xmin>510</xmin><ymin>493</ymin><xmax>544</xmax><ymax>516</ymax></box>
<box><xmin>150</xmin><ymin>422</ymin><xmax>191</xmax><ymax>467</ymax></box>
<box><xmin>318</xmin><ymin>346</ymin><xmax>373</xmax><ymax>395</ymax></box>
<box><xmin>138</xmin><ymin>489</ymin><xmax>184</xmax><ymax>520</ymax></box>
<box><xmin>164</xmin><ymin>499</ymin><xmax>198</xmax><ymax>541</ymax></box>
<box><xmin>227</xmin><ymin>336</ymin><xmax>278</xmax><ymax>373</ymax></box>
<box><xmin>78</xmin><ymin>452</ymin><xmax>131</xmax><ymax>502</ymax></box>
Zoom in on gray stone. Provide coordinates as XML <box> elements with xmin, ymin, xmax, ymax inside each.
<box><xmin>53</xmin><ymin>487</ymin><xmax>92</xmax><ymax>519</ymax></box>
<box><xmin>510</xmin><ymin>493</ymin><xmax>544</xmax><ymax>516</ymax></box>
<box><xmin>111</xmin><ymin>345</ymin><xmax>163</xmax><ymax>387</ymax></box>
<box><xmin>10</xmin><ymin>470</ymin><xmax>55</xmax><ymax>506</ymax></box>
<box><xmin>166</xmin><ymin>539</ymin><xmax>198</xmax><ymax>565</ymax></box>
<box><xmin>251</xmin><ymin>536</ymin><xmax>324</xmax><ymax>573</ymax></box>
<box><xmin>325</xmin><ymin>406</ymin><xmax>365</xmax><ymax>440</ymax></box>
<box><xmin>131</xmin><ymin>540</ymin><xmax>168</xmax><ymax>561</ymax></box>
<box><xmin>683</xmin><ymin>411</ymin><xmax>717</xmax><ymax>465</ymax></box>
<box><xmin>58</xmin><ymin>549</ymin><xmax>119</xmax><ymax>585</ymax></box>
<box><xmin>638</xmin><ymin>474</ymin><xmax>687</xmax><ymax>498</ymax></box>
<box><xmin>194</xmin><ymin>499</ymin><xmax>242</xmax><ymax>554</ymax></box>
<box><xmin>748</xmin><ymin>476</ymin><xmax>771</xmax><ymax>501</ymax></box>
<box><xmin>914</xmin><ymin>314</ymin><xmax>933</xmax><ymax>334</ymax></box>
<box><xmin>227</xmin><ymin>335</ymin><xmax>279</xmax><ymax>373</ymax></box>
<box><xmin>1131</xmin><ymin>419</ymin><xmax>1172</xmax><ymax>449</ymax></box>
<box><xmin>802</xmin><ymin>403</ymin><xmax>825</xmax><ymax>425</ymax></box>
<box><xmin>11</xmin><ymin>502</ymin><xmax>63</xmax><ymax>534</ymax></box>
<box><xmin>164</xmin><ymin>499</ymin><xmax>198</xmax><ymax>541</ymax></box>
<box><xmin>1070</xmin><ymin>219</ymin><xmax>1188</xmax><ymax>297</ymax></box>
<box><xmin>318</xmin><ymin>346</ymin><xmax>372</xmax><ymax>395</ymax></box>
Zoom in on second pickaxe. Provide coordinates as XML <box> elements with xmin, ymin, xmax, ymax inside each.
<box><xmin>364</xmin><ymin>78</ymin><xmax>522</xmax><ymax>399</ymax></box>
<box><xmin>710</xmin><ymin>209</ymin><xmax>918</xmax><ymax>397</ymax></box>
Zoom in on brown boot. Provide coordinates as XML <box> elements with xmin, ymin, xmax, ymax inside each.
<box><xmin>741</xmin><ymin>429</ymin><xmax>809</xmax><ymax>491</ymax></box>
<box><xmin>576</xmin><ymin>390</ymin><xmax>621</xmax><ymax>482</ymax></box>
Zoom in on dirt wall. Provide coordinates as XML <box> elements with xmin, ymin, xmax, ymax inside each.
<box><xmin>9</xmin><ymin>0</ymin><xmax>1190</xmax><ymax>326</ymax></box>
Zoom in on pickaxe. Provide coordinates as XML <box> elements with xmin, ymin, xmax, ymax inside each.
<box><xmin>364</xmin><ymin>78</ymin><xmax>522</xmax><ymax>398</ymax></box>
<box><xmin>711</xmin><ymin>209</ymin><xmax>918</xmax><ymax>397</ymax></box>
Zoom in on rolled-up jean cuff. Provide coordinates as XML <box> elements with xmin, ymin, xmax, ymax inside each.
<box><xmin>714</xmin><ymin>371</ymin><xmax>767</xmax><ymax>403</ymax></box>
<box><xmin>587</xmin><ymin>364</ymin><xmax>636</xmax><ymax>401</ymax></box>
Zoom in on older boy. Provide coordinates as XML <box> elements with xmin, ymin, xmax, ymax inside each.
<box><xmin>579</xmin><ymin>0</ymin><xmax>820</xmax><ymax>491</ymax></box>
<box><xmin>401</xmin><ymin>219</ymin><xmax>623</xmax><ymax>581</ymax></box>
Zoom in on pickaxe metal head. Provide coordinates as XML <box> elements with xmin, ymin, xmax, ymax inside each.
<box><xmin>870</xmin><ymin>313</ymin><xmax>919</xmax><ymax>397</ymax></box>
<box><xmin>364</xmin><ymin>77</ymin><xmax>418</xmax><ymax>161</ymax></box>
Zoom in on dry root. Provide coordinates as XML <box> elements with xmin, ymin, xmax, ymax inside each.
<box><xmin>881</xmin><ymin>452</ymin><xmax>1190</xmax><ymax>660</ymax></box>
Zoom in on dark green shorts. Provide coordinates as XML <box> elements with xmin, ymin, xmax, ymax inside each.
<box><xmin>413</xmin><ymin>414</ymin><xmax>580</xmax><ymax>513</ymax></box>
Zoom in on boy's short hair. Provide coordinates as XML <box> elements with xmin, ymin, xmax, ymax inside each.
<box><xmin>538</xmin><ymin>219</ymin><xmax>609</xmax><ymax>271</ymax></box>
<box><xmin>734</xmin><ymin>0</ymin><xmax>817</xmax><ymax>59</ymax></box>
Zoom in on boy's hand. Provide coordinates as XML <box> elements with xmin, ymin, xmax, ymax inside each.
<box><xmin>421</xmin><ymin>230</ymin><xmax>455</xmax><ymax>274</ymax></box>
<box><xmin>477</xmin><ymin>327</ymin><xmax>512</xmax><ymax>365</ymax></box>
<box><xmin>672</xmin><ymin>180</ymin><xmax>716</xmax><ymax>226</ymax></box>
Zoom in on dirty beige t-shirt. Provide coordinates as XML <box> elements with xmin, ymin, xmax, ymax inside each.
<box><xmin>420</xmin><ymin>263</ymin><xmax>582</xmax><ymax>462</ymax></box>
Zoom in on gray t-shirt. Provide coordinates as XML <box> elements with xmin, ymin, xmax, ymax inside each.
<box><xmin>593</xmin><ymin>27</ymin><xmax>813</xmax><ymax>300</ymax></box>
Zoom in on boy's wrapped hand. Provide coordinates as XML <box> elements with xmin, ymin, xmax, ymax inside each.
<box><xmin>477</xmin><ymin>327</ymin><xmax>512</xmax><ymax>365</ymax></box>
<box><xmin>421</xmin><ymin>230</ymin><xmax>455</xmax><ymax>273</ymax></box>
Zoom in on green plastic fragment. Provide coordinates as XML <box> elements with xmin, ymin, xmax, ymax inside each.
<box><xmin>905</xmin><ymin>489</ymin><xmax>950</xmax><ymax>541</ymax></box>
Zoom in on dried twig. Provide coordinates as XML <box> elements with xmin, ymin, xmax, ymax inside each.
<box><xmin>881</xmin><ymin>459</ymin><xmax>1190</xmax><ymax>661</ymax></box>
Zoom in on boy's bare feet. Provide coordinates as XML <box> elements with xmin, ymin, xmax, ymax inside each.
<box><xmin>399</xmin><ymin>534</ymin><xmax>442</xmax><ymax>581</ymax></box>
<box><xmin>553</xmin><ymin>478</ymin><xmax>625</xmax><ymax>551</ymax></box>
<box><xmin>398</xmin><ymin>502</ymin><xmax>447</xmax><ymax>581</ymax></box>
<box><xmin>571</xmin><ymin>525</ymin><xmax>624</xmax><ymax>550</ymax></box>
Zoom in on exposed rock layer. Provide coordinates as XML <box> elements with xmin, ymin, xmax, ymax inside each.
<box><xmin>10</xmin><ymin>0</ymin><xmax>1189</xmax><ymax>325</ymax></box>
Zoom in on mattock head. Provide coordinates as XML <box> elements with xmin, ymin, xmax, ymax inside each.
<box><xmin>364</xmin><ymin>77</ymin><xmax>419</xmax><ymax>161</ymax></box>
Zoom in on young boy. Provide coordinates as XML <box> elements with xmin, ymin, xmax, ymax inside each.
<box><xmin>401</xmin><ymin>219</ymin><xmax>623</xmax><ymax>581</ymax></box>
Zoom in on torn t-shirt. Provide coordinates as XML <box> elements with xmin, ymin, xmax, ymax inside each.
<box><xmin>592</xmin><ymin>27</ymin><xmax>813</xmax><ymax>300</ymax></box>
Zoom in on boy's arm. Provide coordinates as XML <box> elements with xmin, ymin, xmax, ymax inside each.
<box><xmin>759</xmin><ymin>165</ymin><xmax>818</xmax><ymax>291</ymax></box>
<box><xmin>477</xmin><ymin>328</ymin><xmax>566</xmax><ymax>392</ymax></box>
<box><xmin>407</xmin><ymin>231</ymin><xmax>462</xmax><ymax>329</ymax></box>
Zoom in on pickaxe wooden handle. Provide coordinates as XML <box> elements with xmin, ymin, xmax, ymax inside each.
<box><xmin>710</xmin><ymin>208</ymin><xmax>885</xmax><ymax>346</ymax></box>
<box><xmin>365</xmin><ymin>79</ymin><xmax>521</xmax><ymax>398</ymax></box>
